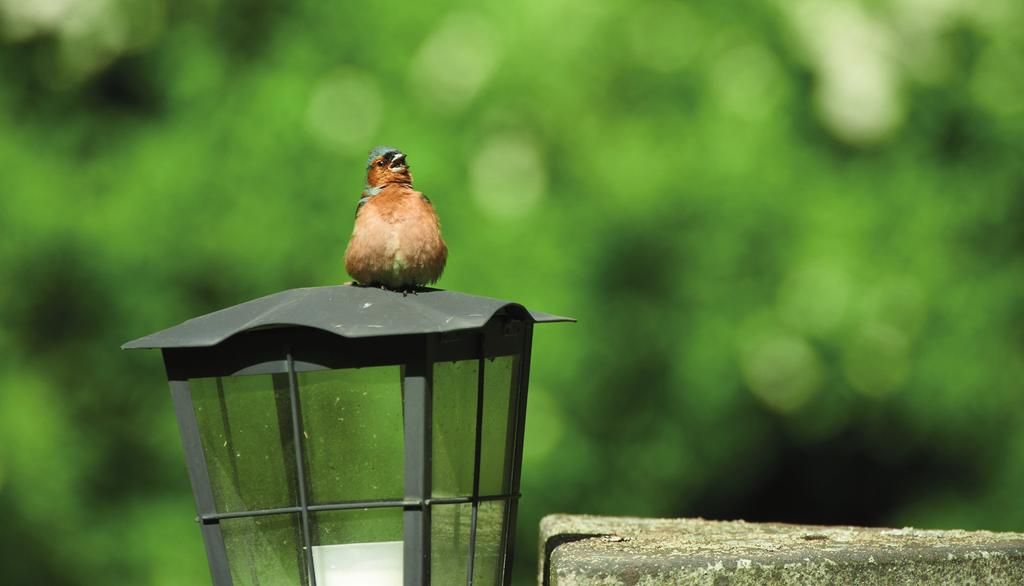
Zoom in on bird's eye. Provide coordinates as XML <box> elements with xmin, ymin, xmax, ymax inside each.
<box><xmin>377</xmin><ymin>160</ymin><xmax>385</xmax><ymax>167</ymax></box>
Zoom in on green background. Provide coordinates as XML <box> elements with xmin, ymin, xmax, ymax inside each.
<box><xmin>1</xmin><ymin>0</ymin><xmax>1022</xmax><ymax>584</ymax></box>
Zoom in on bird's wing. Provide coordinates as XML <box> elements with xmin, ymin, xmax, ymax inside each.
<box><xmin>355</xmin><ymin>195</ymin><xmax>371</xmax><ymax>218</ymax></box>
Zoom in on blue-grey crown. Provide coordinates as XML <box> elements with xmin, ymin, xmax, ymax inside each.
<box><xmin>367</xmin><ymin>145</ymin><xmax>401</xmax><ymax>169</ymax></box>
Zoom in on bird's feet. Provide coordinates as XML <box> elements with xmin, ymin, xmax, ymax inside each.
<box><xmin>350</xmin><ymin>280</ymin><xmax>425</xmax><ymax>296</ymax></box>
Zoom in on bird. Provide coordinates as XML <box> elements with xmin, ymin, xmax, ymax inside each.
<box><xmin>344</xmin><ymin>146</ymin><xmax>448</xmax><ymax>290</ymax></box>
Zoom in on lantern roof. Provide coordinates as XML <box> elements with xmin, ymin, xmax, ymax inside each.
<box><xmin>122</xmin><ymin>285</ymin><xmax>573</xmax><ymax>349</ymax></box>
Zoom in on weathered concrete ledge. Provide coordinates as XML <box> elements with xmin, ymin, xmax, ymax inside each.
<box><xmin>540</xmin><ymin>514</ymin><xmax>1024</xmax><ymax>585</ymax></box>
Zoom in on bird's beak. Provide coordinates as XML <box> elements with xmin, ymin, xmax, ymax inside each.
<box><xmin>388</xmin><ymin>152</ymin><xmax>407</xmax><ymax>171</ymax></box>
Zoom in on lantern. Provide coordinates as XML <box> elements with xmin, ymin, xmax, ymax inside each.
<box><xmin>123</xmin><ymin>285</ymin><xmax>571</xmax><ymax>585</ymax></box>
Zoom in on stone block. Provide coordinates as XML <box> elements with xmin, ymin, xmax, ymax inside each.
<box><xmin>540</xmin><ymin>515</ymin><xmax>1024</xmax><ymax>585</ymax></box>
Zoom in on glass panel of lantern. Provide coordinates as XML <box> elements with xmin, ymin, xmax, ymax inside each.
<box><xmin>190</xmin><ymin>365</ymin><xmax>408</xmax><ymax>585</ymax></box>
<box><xmin>430</xmin><ymin>354</ymin><xmax>521</xmax><ymax>585</ymax></box>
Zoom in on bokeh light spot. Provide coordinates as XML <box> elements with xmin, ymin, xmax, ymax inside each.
<box><xmin>306</xmin><ymin>69</ymin><xmax>383</xmax><ymax>154</ymax></box>
<box><xmin>843</xmin><ymin>322</ymin><xmax>910</xmax><ymax>397</ymax></box>
<box><xmin>408</xmin><ymin>12</ymin><xmax>500</xmax><ymax>111</ymax></box>
<box><xmin>777</xmin><ymin>263</ymin><xmax>851</xmax><ymax>336</ymax></box>
<box><xmin>3</xmin><ymin>0</ymin><xmax>165</xmax><ymax>85</ymax></box>
<box><xmin>469</xmin><ymin>134</ymin><xmax>546</xmax><ymax>219</ymax></box>
<box><xmin>740</xmin><ymin>330</ymin><xmax>822</xmax><ymax>414</ymax></box>
<box><xmin>0</xmin><ymin>0</ymin><xmax>77</xmax><ymax>40</ymax></box>
<box><xmin>817</xmin><ymin>58</ymin><xmax>901</xmax><ymax>146</ymax></box>
<box><xmin>788</xmin><ymin>0</ymin><xmax>903</xmax><ymax>145</ymax></box>
<box><xmin>861</xmin><ymin>278</ymin><xmax>927</xmax><ymax>340</ymax></box>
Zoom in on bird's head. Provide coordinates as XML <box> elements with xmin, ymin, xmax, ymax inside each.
<box><xmin>366</xmin><ymin>146</ymin><xmax>412</xmax><ymax>188</ymax></box>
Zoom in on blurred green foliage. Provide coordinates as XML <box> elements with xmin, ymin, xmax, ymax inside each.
<box><xmin>1</xmin><ymin>0</ymin><xmax>1023</xmax><ymax>584</ymax></box>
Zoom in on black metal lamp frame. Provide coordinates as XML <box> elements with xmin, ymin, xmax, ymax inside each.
<box><xmin>161</xmin><ymin>315</ymin><xmax>533</xmax><ymax>586</ymax></box>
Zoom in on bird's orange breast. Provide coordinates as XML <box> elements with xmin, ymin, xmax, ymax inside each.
<box><xmin>344</xmin><ymin>185</ymin><xmax>448</xmax><ymax>289</ymax></box>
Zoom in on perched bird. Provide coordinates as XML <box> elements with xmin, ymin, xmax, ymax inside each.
<box><xmin>344</xmin><ymin>146</ymin><xmax>448</xmax><ymax>290</ymax></box>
